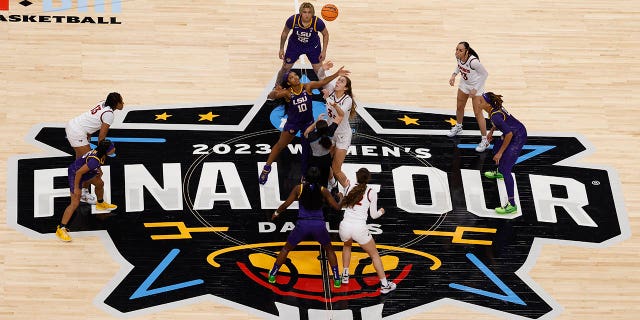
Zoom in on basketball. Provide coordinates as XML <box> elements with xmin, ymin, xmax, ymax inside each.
<box><xmin>321</xmin><ymin>4</ymin><xmax>339</xmax><ymax>21</ymax></box>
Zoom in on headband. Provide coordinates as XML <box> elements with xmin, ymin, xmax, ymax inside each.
<box><xmin>482</xmin><ymin>93</ymin><xmax>496</xmax><ymax>109</ymax></box>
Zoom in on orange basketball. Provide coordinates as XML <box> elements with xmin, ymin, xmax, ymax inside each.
<box><xmin>321</xmin><ymin>4</ymin><xmax>339</xmax><ymax>21</ymax></box>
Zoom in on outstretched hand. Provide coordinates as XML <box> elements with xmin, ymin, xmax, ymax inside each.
<box><xmin>335</xmin><ymin>66</ymin><xmax>350</xmax><ymax>77</ymax></box>
<box><xmin>322</xmin><ymin>60</ymin><xmax>334</xmax><ymax>71</ymax></box>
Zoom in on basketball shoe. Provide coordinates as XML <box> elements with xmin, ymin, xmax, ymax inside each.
<box><xmin>96</xmin><ymin>201</ymin><xmax>117</xmax><ymax>211</ymax></box>
<box><xmin>496</xmin><ymin>204</ymin><xmax>517</xmax><ymax>214</ymax></box>
<box><xmin>341</xmin><ymin>272</ymin><xmax>350</xmax><ymax>284</ymax></box>
<box><xmin>259</xmin><ymin>164</ymin><xmax>271</xmax><ymax>185</ymax></box>
<box><xmin>447</xmin><ymin>124</ymin><xmax>463</xmax><ymax>137</ymax></box>
<box><xmin>56</xmin><ymin>225</ymin><xmax>71</xmax><ymax>242</ymax></box>
<box><xmin>475</xmin><ymin>137</ymin><xmax>490</xmax><ymax>152</ymax></box>
<box><xmin>381</xmin><ymin>281</ymin><xmax>397</xmax><ymax>294</ymax></box>
<box><xmin>484</xmin><ymin>169</ymin><xmax>504</xmax><ymax>179</ymax></box>
<box><xmin>80</xmin><ymin>188</ymin><xmax>97</xmax><ymax>204</ymax></box>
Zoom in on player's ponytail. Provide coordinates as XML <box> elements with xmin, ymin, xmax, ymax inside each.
<box><xmin>341</xmin><ymin>168</ymin><xmax>371</xmax><ymax>208</ymax></box>
<box><xmin>343</xmin><ymin>76</ymin><xmax>358</xmax><ymax>120</ymax></box>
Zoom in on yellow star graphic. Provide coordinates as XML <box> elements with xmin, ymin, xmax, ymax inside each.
<box><xmin>445</xmin><ymin>118</ymin><xmax>458</xmax><ymax>126</ymax></box>
<box><xmin>155</xmin><ymin>112</ymin><xmax>172</xmax><ymax>121</ymax></box>
<box><xmin>398</xmin><ymin>115</ymin><xmax>419</xmax><ymax>126</ymax></box>
<box><xmin>198</xmin><ymin>111</ymin><xmax>220</xmax><ymax>122</ymax></box>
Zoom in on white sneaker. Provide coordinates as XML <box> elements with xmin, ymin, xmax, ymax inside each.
<box><xmin>475</xmin><ymin>137</ymin><xmax>490</xmax><ymax>152</ymax></box>
<box><xmin>447</xmin><ymin>124</ymin><xmax>463</xmax><ymax>137</ymax></box>
<box><xmin>341</xmin><ymin>273</ymin><xmax>350</xmax><ymax>284</ymax></box>
<box><xmin>381</xmin><ymin>281</ymin><xmax>397</xmax><ymax>294</ymax></box>
<box><xmin>80</xmin><ymin>188</ymin><xmax>97</xmax><ymax>204</ymax></box>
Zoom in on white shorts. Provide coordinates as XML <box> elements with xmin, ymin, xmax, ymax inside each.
<box><xmin>458</xmin><ymin>82</ymin><xmax>484</xmax><ymax>96</ymax></box>
<box><xmin>65</xmin><ymin>123</ymin><xmax>89</xmax><ymax>148</ymax></box>
<box><xmin>332</xmin><ymin>129</ymin><xmax>352</xmax><ymax>150</ymax></box>
<box><xmin>339</xmin><ymin>220</ymin><xmax>372</xmax><ymax>245</ymax></box>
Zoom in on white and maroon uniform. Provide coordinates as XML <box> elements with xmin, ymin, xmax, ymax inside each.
<box><xmin>338</xmin><ymin>185</ymin><xmax>384</xmax><ymax>245</ymax></box>
<box><xmin>454</xmin><ymin>55</ymin><xmax>488</xmax><ymax>96</ymax></box>
<box><xmin>325</xmin><ymin>88</ymin><xmax>353</xmax><ymax>150</ymax></box>
<box><xmin>65</xmin><ymin>101</ymin><xmax>114</xmax><ymax>147</ymax></box>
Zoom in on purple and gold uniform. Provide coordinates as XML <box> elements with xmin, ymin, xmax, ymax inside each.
<box><xmin>68</xmin><ymin>149</ymin><xmax>104</xmax><ymax>192</ymax></box>
<box><xmin>284</xmin><ymin>86</ymin><xmax>314</xmax><ymax>175</ymax></box>
<box><xmin>284</xmin><ymin>87</ymin><xmax>314</xmax><ymax>133</ymax></box>
<box><xmin>490</xmin><ymin>107</ymin><xmax>527</xmax><ymax>203</ymax></box>
<box><xmin>285</xmin><ymin>184</ymin><xmax>331</xmax><ymax>246</ymax></box>
<box><xmin>284</xmin><ymin>14</ymin><xmax>326</xmax><ymax>64</ymax></box>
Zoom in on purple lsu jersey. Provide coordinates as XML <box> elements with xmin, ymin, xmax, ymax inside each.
<box><xmin>284</xmin><ymin>14</ymin><xmax>326</xmax><ymax>64</ymax></box>
<box><xmin>286</xmin><ymin>14</ymin><xmax>325</xmax><ymax>47</ymax></box>
<box><xmin>490</xmin><ymin>107</ymin><xmax>526</xmax><ymax>137</ymax></box>
<box><xmin>68</xmin><ymin>150</ymin><xmax>103</xmax><ymax>192</ymax></box>
<box><xmin>284</xmin><ymin>87</ymin><xmax>314</xmax><ymax>132</ymax></box>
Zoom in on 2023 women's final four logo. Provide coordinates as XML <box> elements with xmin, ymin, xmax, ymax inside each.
<box><xmin>7</xmin><ymin>72</ymin><xmax>630</xmax><ymax>319</ymax></box>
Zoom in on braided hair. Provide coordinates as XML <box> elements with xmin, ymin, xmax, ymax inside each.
<box><xmin>483</xmin><ymin>92</ymin><xmax>504</xmax><ymax>110</ymax></box>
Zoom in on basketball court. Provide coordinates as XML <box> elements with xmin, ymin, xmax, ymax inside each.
<box><xmin>1</xmin><ymin>1</ymin><xmax>639</xmax><ymax>319</ymax></box>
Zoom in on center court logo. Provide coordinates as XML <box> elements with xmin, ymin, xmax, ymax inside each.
<box><xmin>7</xmin><ymin>70</ymin><xmax>630</xmax><ymax>319</ymax></box>
<box><xmin>0</xmin><ymin>0</ymin><xmax>122</xmax><ymax>24</ymax></box>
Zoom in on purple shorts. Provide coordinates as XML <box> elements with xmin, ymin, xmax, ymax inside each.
<box><xmin>286</xmin><ymin>219</ymin><xmax>331</xmax><ymax>246</ymax></box>
<box><xmin>284</xmin><ymin>119</ymin><xmax>313</xmax><ymax>134</ymax></box>
<box><xmin>284</xmin><ymin>42</ymin><xmax>322</xmax><ymax>65</ymax></box>
<box><xmin>68</xmin><ymin>168</ymin><xmax>97</xmax><ymax>193</ymax></box>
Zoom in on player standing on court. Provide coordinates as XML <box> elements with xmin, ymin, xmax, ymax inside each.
<box><xmin>447</xmin><ymin>42</ymin><xmax>490</xmax><ymax>152</ymax></box>
<box><xmin>274</xmin><ymin>2</ymin><xmax>329</xmax><ymax>88</ymax></box>
<box><xmin>338</xmin><ymin>168</ymin><xmax>396</xmax><ymax>294</ymax></box>
<box><xmin>65</xmin><ymin>92</ymin><xmax>124</xmax><ymax>204</ymax></box>
<box><xmin>268</xmin><ymin>167</ymin><xmax>343</xmax><ymax>287</ymax></box>
<box><xmin>480</xmin><ymin>92</ymin><xmax>528</xmax><ymax>214</ymax></box>
<box><xmin>55</xmin><ymin>140</ymin><xmax>118</xmax><ymax>242</ymax></box>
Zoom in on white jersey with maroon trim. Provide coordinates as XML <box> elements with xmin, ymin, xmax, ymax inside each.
<box><xmin>342</xmin><ymin>185</ymin><xmax>383</xmax><ymax>223</ymax></box>
<box><xmin>68</xmin><ymin>101</ymin><xmax>115</xmax><ymax>135</ymax></box>
<box><xmin>325</xmin><ymin>91</ymin><xmax>353</xmax><ymax>135</ymax></box>
<box><xmin>456</xmin><ymin>55</ymin><xmax>486</xmax><ymax>88</ymax></box>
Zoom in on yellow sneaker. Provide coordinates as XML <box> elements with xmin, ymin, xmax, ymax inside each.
<box><xmin>96</xmin><ymin>201</ymin><xmax>118</xmax><ymax>211</ymax></box>
<box><xmin>56</xmin><ymin>225</ymin><xmax>71</xmax><ymax>242</ymax></box>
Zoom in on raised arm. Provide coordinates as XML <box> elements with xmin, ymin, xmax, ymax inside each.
<box><xmin>304</xmin><ymin>113</ymin><xmax>326</xmax><ymax>138</ymax></box>
<box><xmin>308</xmin><ymin>66</ymin><xmax>350</xmax><ymax>90</ymax></box>
<box><xmin>267</xmin><ymin>85</ymin><xmax>290</xmax><ymax>100</ymax></box>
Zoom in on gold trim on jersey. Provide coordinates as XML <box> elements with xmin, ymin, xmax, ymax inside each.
<box><xmin>290</xmin><ymin>85</ymin><xmax>303</xmax><ymax>96</ymax></box>
<box><xmin>294</xmin><ymin>14</ymin><xmax>317</xmax><ymax>31</ymax></box>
